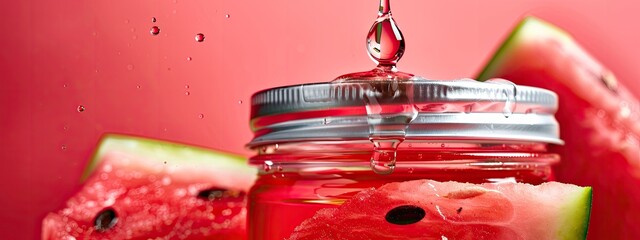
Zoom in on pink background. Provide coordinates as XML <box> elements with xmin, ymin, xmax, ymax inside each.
<box><xmin>1</xmin><ymin>0</ymin><xmax>638</xmax><ymax>238</ymax></box>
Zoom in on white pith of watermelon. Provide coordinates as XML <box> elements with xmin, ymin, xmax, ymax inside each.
<box><xmin>477</xmin><ymin>17</ymin><xmax>640</xmax><ymax>239</ymax></box>
<box><xmin>42</xmin><ymin>134</ymin><xmax>257</xmax><ymax>239</ymax></box>
<box><xmin>289</xmin><ymin>180</ymin><xmax>592</xmax><ymax>240</ymax></box>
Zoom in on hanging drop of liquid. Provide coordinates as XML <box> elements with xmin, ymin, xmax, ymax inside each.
<box><xmin>487</xmin><ymin>79</ymin><xmax>517</xmax><ymax>118</ymax></box>
<box><xmin>150</xmin><ymin>26</ymin><xmax>160</xmax><ymax>35</ymax></box>
<box><xmin>370</xmin><ymin>139</ymin><xmax>401</xmax><ymax>175</ymax></box>
<box><xmin>364</xmin><ymin>80</ymin><xmax>419</xmax><ymax>175</ymax></box>
<box><xmin>367</xmin><ymin>0</ymin><xmax>404</xmax><ymax>67</ymax></box>
<box><xmin>195</xmin><ymin>33</ymin><xmax>205</xmax><ymax>42</ymax></box>
<box><xmin>334</xmin><ymin>0</ymin><xmax>414</xmax><ymax>81</ymax></box>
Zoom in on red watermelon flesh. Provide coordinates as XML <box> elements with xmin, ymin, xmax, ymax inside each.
<box><xmin>288</xmin><ymin>180</ymin><xmax>592</xmax><ymax>240</ymax></box>
<box><xmin>42</xmin><ymin>134</ymin><xmax>256</xmax><ymax>239</ymax></box>
<box><xmin>477</xmin><ymin>17</ymin><xmax>640</xmax><ymax>239</ymax></box>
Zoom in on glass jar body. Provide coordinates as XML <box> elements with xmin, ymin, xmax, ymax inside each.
<box><xmin>247</xmin><ymin>141</ymin><xmax>557</xmax><ymax>240</ymax></box>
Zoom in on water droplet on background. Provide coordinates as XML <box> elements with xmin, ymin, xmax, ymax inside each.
<box><xmin>61</xmin><ymin>145</ymin><xmax>67</xmax><ymax>150</ymax></box>
<box><xmin>152</xmin><ymin>17</ymin><xmax>157</xmax><ymax>23</ymax></box>
<box><xmin>126</xmin><ymin>64</ymin><xmax>134</xmax><ymax>70</ymax></box>
<box><xmin>77</xmin><ymin>105</ymin><xmax>85</xmax><ymax>112</ymax></box>
<box><xmin>184</xmin><ymin>91</ymin><xmax>190</xmax><ymax>96</ymax></box>
<box><xmin>225</xmin><ymin>14</ymin><xmax>230</xmax><ymax>18</ymax></box>
<box><xmin>198</xmin><ymin>113</ymin><xmax>205</xmax><ymax>119</ymax></box>
<box><xmin>238</xmin><ymin>100</ymin><xmax>243</xmax><ymax>104</ymax></box>
<box><xmin>150</xmin><ymin>26</ymin><xmax>160</xmax><ymax>35</ymax></box>
<box><xmin>186</xmin><ymin>56</ymin><xmax>192</xmax><ymax>61</ymax></box>
<box><xmin>63</xmin><ymin>83</ymin><xmax>68</xmax><ymax>88</ymax></box>
<box><xmin>195</xmin><ymin>33</ymin><xmax>205</xmax><ymax>42</ymax></box>
<box><xmin>185</xmin><ymin>85</ymin><xmax>190</xmax><ymax>89</ymax></box>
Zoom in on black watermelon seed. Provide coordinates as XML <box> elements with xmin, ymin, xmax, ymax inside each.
<box><xmin>385</xmin><ymin>205</ymin><xmax>426</xmax><ymax>225</ymax></box>
<box><xmin>94</xmin><ymin>208</ymin><xmax>118</xmax><ymax>232</ymax></box>
<box><xmin>197</xmin><ymin>188</ymin><xmax>227</xmax><ymax>200</ymax></box>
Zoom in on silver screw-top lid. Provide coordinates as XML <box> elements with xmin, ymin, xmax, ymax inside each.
<box><xmin>248</xmin><ymin>78</ymin><xmax>562</xmax><ymax>148</ymax></box>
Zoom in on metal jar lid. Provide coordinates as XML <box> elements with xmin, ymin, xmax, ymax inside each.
<box><xmin>247</xmin><ymin>78</ymin><xmax>562</xmax><ymax>148</ymax></box>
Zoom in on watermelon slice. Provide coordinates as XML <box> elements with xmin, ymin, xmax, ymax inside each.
<box><xmin>288</xmin><ymin>180</ymin><xmax>592</xmax><ymax>240</ymax></box>
<box><xmin>477</xmin><ymin>17</ymin><xmax>640</xmax><ymax>239</ymax></box>
<box><xmin>42</xmin><ymin>134</ymin><xmax>257</xmax><ymax>239</ymax></box>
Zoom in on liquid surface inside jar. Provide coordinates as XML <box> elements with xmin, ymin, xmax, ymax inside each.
<box><xmin>247</xmin><ymin>141</ymin><xmax>557</xmax><ymax>239</ymax></box>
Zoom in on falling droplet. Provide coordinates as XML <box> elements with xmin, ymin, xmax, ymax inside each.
<box><xmin>63</xmin><ymin>83</ymin><xmax>68</xmax><ymax>88</ymax></box>
<box><xmin>61</xmin><ymin>145</ymin><xmax>68</xmax><ymax>150</ymax></box>
<box><xmin>185</xmin><ymin>91</ymin><xmax>190</xmax><ymax>96</ymax></box>
<box><xmin>132</xmin><ymin>35</ymin><xmax>138</xmax><ymax>40</ymax></box>
<box><xmin>63</xmin><ymin>125</ymin><xmax>69</xmax><ymax>131</ymax></box>
<box><xmin>125</xmin><ymin>19</ymin><xmax>130</xmax><ymax>24</ymax></box>
<box><xmin>127</xmin><ymin>64</ymin><xmax>134</xmax><ymax>70</ymax></box>
<box><xmin>195</xmin><ymin>33</ymin><xmax>205</xmax><ymax>42</ymax></box>
<box><xmin>238</xmin><ymin>100</ymin><xmax>243</xmax><ymax>104</ymax></box>
<box><xmin>151</xmin><ymin>17</ymin><xmax>157</xmax><ymax>23</ymax></box>
<box><xmin>198</xmin><ymin>113</ymin><xmax>205</xmax><ymax>119</ymax></box>
<box><xmin>130</xmin><ymin>28</ymin><xmax>136</xmax><ymax>33</ymax></box>
<box><xmin>136</xmin><ymin>85</ymin><xmax>141</xmax><ymax>89</ymax></box>
<box><xmin>186</xmin><ymin>56</ymin><xmax>192</xmax><ymax>61</ymax></box>
<box><xmin>185</xmin><ymin>84</ymin><xmax>190</xmax><ymax>89</ymax></box>
<box><xmin>150</xmin><ymin>26</ymin><xmax>160</xmax><ymax>35</ymax></box>
<box><xmin>225</xmin><ymin>14</ymin><xmax>230</xmax><ymax>18</ymax></box>
<box><xmin>77</xmin><ymin>105</ymin><xmax>85</xmax><ymax>112</ymax></box>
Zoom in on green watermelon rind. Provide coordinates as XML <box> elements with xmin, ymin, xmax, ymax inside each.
<box><xmin>80</xmin><ymin>133</ymin><xmax>251</xmax><ymax>181</ymax></box>
<box><xmin>557</xmin><ymin>186</ymin><xmax>592</xmax><ymax>240</ymax></box>
<box><xmin>476</xmin><ymin>16</ymin><xmax>571</xmax><ymax>81</ymax></box>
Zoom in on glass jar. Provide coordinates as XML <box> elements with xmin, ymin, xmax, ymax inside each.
<box><xmin>246</xmin><ymin>79</ymin><xmax>562</xmax><ymax>240</ymax></box>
